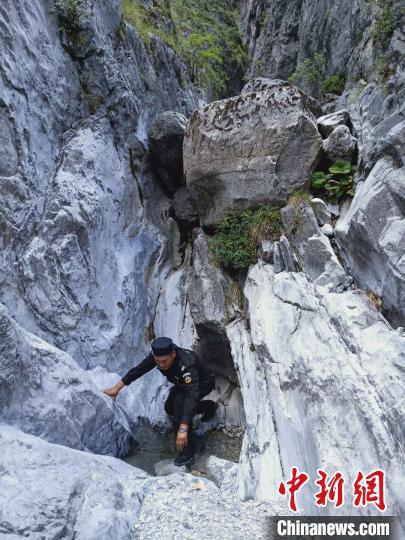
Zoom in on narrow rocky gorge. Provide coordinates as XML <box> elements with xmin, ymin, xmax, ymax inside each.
<box><xmin>0</xmin><ymin>0</ymin><xmax>404</xmax><ymax>537</ymax></box>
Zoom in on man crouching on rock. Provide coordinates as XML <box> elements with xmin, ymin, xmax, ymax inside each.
<box><xmin>102</xmin><ymin>337</ymin><xmax>218</xmax><ymax>467</ymax></box>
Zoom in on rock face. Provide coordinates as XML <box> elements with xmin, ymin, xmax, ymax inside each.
<box><xmin>229</xmin><ymin>263</ymin><xmax>405</xmax><ymax>516</ymax></box>
<box><xmin>148</xmin><ymin>111</ymin><xmax>187</xmax><ymax>195</ymax></box>
<box><xmin>184</xmin><ymin>80</ymin><xmax>322</xmax><ymax>226</ymax></box>
<box><xmin>335</xmin><ymin>158</ymin><xmax>405</xmax><ymax>325</ymax></box>
<box><xmin>0</xmin><ymin>425</ymin><xmax>285</xmax><ymax>539</ymax></box>
<box><xmin>0</xmin><ymin>0</ymin><xmax>198</xmax><ymax>375</ymax></box>
<box><xmin>0</xmin><ymin>303</ymin><xmax>132</xmax><ymax>455</ymax></box>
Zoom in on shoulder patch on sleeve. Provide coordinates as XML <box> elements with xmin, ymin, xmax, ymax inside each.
<box><xmin>183</xmin><ymin>372</ymin><xmax>192</xmax><ymax>384</ymax></box>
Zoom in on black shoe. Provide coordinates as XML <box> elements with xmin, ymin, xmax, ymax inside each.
<box><xmin>174</xmin><ymin>449</ymin><xmax>195</xmax><ymax>467</ymax></box>
<box><xmin>201</xmin><ymin>402</ymin><xmax>218</xmax><ymax>423</ymax></box>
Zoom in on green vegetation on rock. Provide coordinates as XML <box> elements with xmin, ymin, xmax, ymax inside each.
<box><xmin>373</xmin><ymin>5</ymin><xmax>397</xmax><ymax>46</ymax></box>
<box><xmin>320</xmin><ymin>73</ymin><xmax>346</xmax><ymax>96</ymax></box>
<box><xmin>310</xmin><ymin>160</ymin><xmax>356</xmax><ymax>203</ymax></box>
<box><xmin>289</xmin><ymin>53</ymin><xmax>325</xmax><ymax>86</ymax></box>
<box><xmin>122</xmin><ymin>0</ymin><xmax>247</xmax><ymax>98</ymax></box>
<box><xmin>209</xmin><ymin>207</ymin><xmax>283</xmax><ymax>270</ymax></box>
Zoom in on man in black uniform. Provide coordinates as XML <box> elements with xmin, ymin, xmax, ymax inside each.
<box><xmin>102</xmin><ymin>337</ymin><xmax>217</xmax><ymax>466</ymax></box>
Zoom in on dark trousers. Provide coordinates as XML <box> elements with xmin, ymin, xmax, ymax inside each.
<box><xmin>164</xmin><ymin>379</ymin><xmax>216</xmax><ymax>451</ymax></box>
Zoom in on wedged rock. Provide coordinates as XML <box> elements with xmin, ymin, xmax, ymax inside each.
<box><xmin>148</xmin><ymin>111</ymin><xmax>187</xmax><ymax>195</ymax></box>
<box><xmin>323</xmin><ymin>125</ymin><xmax>357</xmax><ymax>161</ymax></box>
<box><xmin>317</xmin><ymin>110</ymin><xmax>350</xmax><ymax>137</ymax></box>
<box><xmin>172</xmin><ymin>186</ymin><xmax>199</xmax><ymax>227</ymax></box>
<box><xmin>335</xmin><ymin>158</ymin><xmax>405</xmax><ymax>326</ymax></box>
<box><xmin>184</xmin><ymin>81</ymin><xmax>322</xmax><ymax>226</ymax></box>
<box><xmin>228</xmin><ymin>263</ymin><xmax>405</xmax><ymax>515</ymax></box>
<box><xmin>273</xmin><ymin>242</ymin><xmax>283</xmax><ymax>273</ymax></box>
<box><xmin>0</xmin><ymin>303</ymin><xmax>132</xmax><ymax>455</ymax></box>
<box><xmin>188</xmin><ymin>229</ymin><xmax>238</xmax><ymax>380</ymax></box>
<box><xmin>311</xmin><ymin>197</ymin><xmax>332</xmax><ymax>226</ymax></box>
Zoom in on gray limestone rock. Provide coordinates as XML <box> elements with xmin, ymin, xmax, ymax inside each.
<box><xmin>173</xmin><ymin>186</ymin><xmax>199</xmax><ymax>227</ymax></box>
<box><xmin>0</xmin><ymin>303</ymin><xmax>132</xmax><ymax>455</ymax></box>
<box><xmin>188</xmin><ymin>229</ymin><xmax>237</xmax><ymax>380</ymax></box>
<box><xmin>278</xmin><ymin>235</ymin><xmax>296</xmax><ymax>272</ymax></box>
<box><xmin>311</xmin><ymin>197</ymin><xmax>332</xmax><ymax>226</ymax></box>
<box><xmin>228</xmin><ymin>264</ymin><xmax>405</xmax><ymax>515</ymax></box>
<box><xmin>303</xmin><ymin>234</ymin><xmax>347</xmax><ymax>288</ymax></box>
<box><xmin>184</xmin><ymin>81</ymin><xmax>322</xmax><ymax>226</ymax></box>
<box><xmin>335</xmin><ymin>158</ymin><xmax>405</xmax><ymax>326</ymax></box>
<box><xmin>148</xmin><ymin>111</ymin><xmax>187</xmax><ymax>195</ymax></box>
<box><xmin>0</xmin><ymin>425</ymin><xmax>280</xmax><ymax>539</ymax></box>
<box><xmin>317</xmin><ymin>110</ymin><xmax>351</xmax><ymax>138</ymax></box>
<box><xmin>323</xmin><ymin>125</ymin><xmax>357</xmax><ymax>161</ymax></box>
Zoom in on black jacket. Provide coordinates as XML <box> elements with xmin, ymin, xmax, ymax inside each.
<box><xmin>121</xmin><ymin>347</ymin><xmax>214</xmax><ymax>424</ymax></box>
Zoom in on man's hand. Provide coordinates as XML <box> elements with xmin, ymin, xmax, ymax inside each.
<box><xmin>102</xmin><ymin>380</ymin><xmax>124</xmax><ymax>400</ymax></box>
<box><xmin>176</xmin><ymin>424</ymin><xmax>189</xmax><ymax>451</ymax></box>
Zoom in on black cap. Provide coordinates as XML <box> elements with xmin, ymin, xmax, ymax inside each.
<box><xmin>151</xmin><ymin>337</ymin><xmax>175</xmax><ymax>356</ymax></box>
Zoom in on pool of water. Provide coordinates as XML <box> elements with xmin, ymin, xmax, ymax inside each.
<box><xmin>123</xmin><ymin>425</ymin><xmax>242</xmax><ymax>475</ymax></box>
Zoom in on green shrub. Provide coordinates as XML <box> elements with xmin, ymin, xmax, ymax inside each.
<box><xmin>209</xmin><ymin>207</ymin><xmax>283</xmax><ymax>270</ymax></box>
<box><xmin>310</xmin><ymin>160</ymin><xmax>356</xmax><ymax>202</ymax></box>
<box><xmin>320</xmin><ymin>73</ymin><xmax>346</xmax><ymax>96</ymax></box>
<box><xmin>373</xmin><ymin>6</ymin><xmax>396</xmax><ymax>46</ymax></box>
<box><xmin>50</xmin><ymin>0</ymin><xmax>83</xmax><ymax>46</ymax></box>
<box><xmin>122</xmin><ymin>0</ymin><xmax>247</xmax><ymax>99</ymax></box>
<box><xmin>289</xmin><ymin>53</ymin><xmax>325</xmax><ymax>86</ymax></box>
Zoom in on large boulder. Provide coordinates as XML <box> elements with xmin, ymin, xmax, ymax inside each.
<box><xmin>0</xmin><ymin>303</ymin><xmax>132</xmax><ymax>455</ymax></box>
<box><xmin>184</xmin><ymin>80</ymin><xmax>322</xmax><ymax>226</ymax></box>
<box><xmin>0</xmin><ymin>425</ymin><xmax>283</xmax><ymax>539</ymax></box>
<box><xmin>335</xmin><ymin>158</ymin><xmax>405</xmax><ymax>326</ymax></box>
<box><xmin>228</xmin><ymin>263</ymin><xmax>405</xmax><ymax>515</ymax></box>
<box><xmin>148</xmin><ymin>111</ymin><xmax>187</xmax><ymax>195</ymax></box>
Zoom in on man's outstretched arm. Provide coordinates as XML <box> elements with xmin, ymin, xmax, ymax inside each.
<box><xmin>102</xmin><ymin>353</ymin><xmax>156</xmax><ymax>399</ymax></box>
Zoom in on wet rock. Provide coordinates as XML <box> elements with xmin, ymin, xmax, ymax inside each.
<box><xmin>323</xmin><ymin>125</ymin><xmax>357</xmax><ymax>161</ymax></box>
<box><xmin>184</xmin><ymin>81</ymin><xmax>322</xmax><ymax>226</ymax></box>
<box><xmin>317</xmin><ymin>110</ymin><xmax>350</xmax><ymax>138</ymax></box>
<box><xmin>148</xmin><ymin>111</ymin><xmax>187</xmax><ymax>195</ymax></box>
<box><xmin>154</xmin><ymin>459</ymin><xmax>186</xmax><ymax>476</ymax></box>
<box><xmin>0</xmin><ymin>303</ymin><xmax>132</xmax><ymax>455</ymax></box>
<box><xmin>335</xmin><ymin>158</ymin><xmax>405</xmax><ymax>326</ymax></box>
<box><xmin>311</xmin><ymin>198</ymin><xmax>332</xmax><ymax>226</ymax></box>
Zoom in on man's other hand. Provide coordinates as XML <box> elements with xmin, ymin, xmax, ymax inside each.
<box><xmin>176</xmin><ymin>430</ymin><xmax>188</xmax><ymax>451</ymax></box>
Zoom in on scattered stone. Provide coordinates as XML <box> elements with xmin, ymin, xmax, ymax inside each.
<box><xmin>321</xmin><ymin>223</ymin><xmax>334</xmax><ymax>236</ymax></box>
<box><xmin>323</xmin><ymin>125</ymin><xmax>357</xmax><ymax>161</ymax></box>
<box><xmin>317</xmin><ymin>109</ymin><xmax>350</xmax><ymax>138</ymax></box>
<box><xmin>311</xmin><ymin>197</ymin><xmax>332</xmax><ymax>226</ymax></box>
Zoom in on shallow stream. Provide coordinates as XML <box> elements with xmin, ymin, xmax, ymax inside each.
<box><xmin>123</xmin><ymin>425</ymin><xmax>242</xmax><ymax>475</ymax></box>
